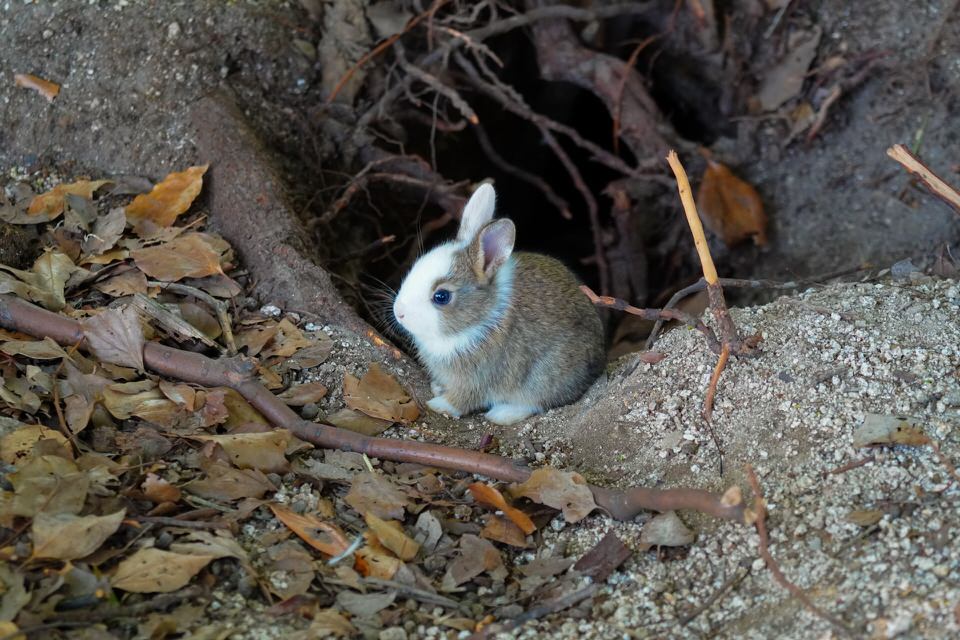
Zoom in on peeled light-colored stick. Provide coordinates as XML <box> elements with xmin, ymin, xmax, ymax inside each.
<box><xmin>667</xmin><ymin>150</ymin><xmax>719</xmax><ymax>284</ymax></box>
<box><xmin>887</xmin><ymin>144</ymin><xmax>960</xmax><ymax>215</ymax></box>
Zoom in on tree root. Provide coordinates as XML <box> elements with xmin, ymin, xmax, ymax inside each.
<box><xmin>0</xmin><ymin>293</ymin><xmax>746</xmax><ymax>524</ymax></box>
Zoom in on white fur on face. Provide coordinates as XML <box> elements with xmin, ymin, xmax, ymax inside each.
<box><xmin>393</xmin><ymin>241</ymin><xmax>515</xmax><ymax>365</ymax></box>
<box><xmin>393</xmin><ymin>241</ymin><xmax>458</xmax><ymax>347</ymax></box>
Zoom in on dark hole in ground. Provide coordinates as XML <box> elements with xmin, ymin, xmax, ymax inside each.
<box><xmin>312</xmin><ymin>25</ymin><xmax>727</xmax><ymax>350</ymax></box>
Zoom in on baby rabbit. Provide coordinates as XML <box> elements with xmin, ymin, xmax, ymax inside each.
<box><xmin>392</xmin><ymin>182</ymin><xmax>605</xmax><ymax>425</ymax></box>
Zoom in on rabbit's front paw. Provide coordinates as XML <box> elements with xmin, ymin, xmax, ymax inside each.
<box><xmin>427</xmin><ymin>396</ymin><xmax>461</xmax><ymax>418</ymax></box>
<box><xmin>430</xmin><ymin>380</ymin><xmax>444</xmax><ymax>396</ymax></box>
<box><xmin>485</xmin><ymin>404</ymin><xmax>538</xmax><ymax>425</ymax></box>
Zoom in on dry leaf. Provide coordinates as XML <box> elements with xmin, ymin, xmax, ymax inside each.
<box><xmin>269</xmin><ymin>504</ymin><xmax>352</xmax><ymax>557</ymax></box>
<box><xmin>365</xmin><ymin>512</ymin><xmax>420</xmax><ymax>561</ymax></box>
<box><xmin>142</xmin><ymin>473</ymin><xmax>182</xmax><ymax>504</ymax></box>
<box><xmin>111</xmin><ymin>548</ymin><xmax>214</xmax><ymax>593</ymax></box>
<box><xmin>755</xmin><ymin>26</ymin><xmax>821</xmax><ymax>111</ymax></box>
<box><xmin>185</xmin><ymin>461</ymin><xmax>276</xmax><ymax>501</ymax></box>
<box><xmin>102</xmin><ymin>380</ymin><xmax>180</xmax><ymax>427</ymax></box>
<box><xmin>130</xmin><ymin>233</ymin><xmax>224</xmax><ymax>282</ymax></box>
<box><xmin>468</xmin><ymin>482</ymin><xmax>536</xmax><ymax>535</ymax></box>
<box><xmin>262</xmin><ymin>541</ymin><xmax>316</xmax><ymax>599</ymax></box>
<box><xmin>94</xmin><ymin>269</ymin><xmax>149</xmax><ymax>297</ymax></box>
<box><xmin>345</xmin><ymin>473</ymin><xmax>411</xmax><ymax>520</ymax></box>
<box><xmin>277</xmin><ymin>381</ymin><xmax>328</xmax><ymax>406</ymax></box>
<box><xmin>0</xmin><ymin>337</ymin><xmax>69</xmax><ymax>360</ymax></box>
<box><xmin>852</xmin><ymin>414</ymin><xmax>930</xmax><ymax>448</ymax></box>
<box><xmin>302</xmin><ymin>608</ymin><xmax>356</xmax><ymax>638</ymax></box>
<box><xmin>0</xmin><ymin>251</ymin><xmax>77</xmax><ymax>311</ymax></box>
<box><xmin>326</xmin><ymin>408</ymin><xmax>393</xmax><ymax>437</ymax></box>
<box><xmin>441</xmin><ymin>534</ymin><xmax>505</xmax><ymax>590</ymax></box>
<box><xmin>639</xmin><ymin>511</ymin><xmax>695</xmax><ymax>548</ymax></box>
<box><xmin>261</xmin><ymin>318</ymin><xmax>312</xmax><ymax>359</ymax></box>
<box><xmin>356</xmin><ymin>542</ymin><xmax>402</xmax><ymax>580</ymax></box>
<box><xmin>125</xmin><ymin>165</ymin><xmax>208</xmax><ymax>231</ymax></box>
<box><xmin>480</xmin><ymin>515</ymin><xmax>529</xmax><ymax>548</ymax></box>
<box><xmin>81</xmin><ymin>206</ymin><xmax>127</xmax><ymax>257</ymax></box>
<box><xmin>697</xmin><ymin>158</ymin><xmax>768</xmax><ymax>247</ymax></box>
<box><xmin>80</xmin><ymin>306</ymin><xmax>145</xmax><ymax>371</ymax></box>
<box><xmin>343</xmin><ymin>363</ymin><xmax>420</xmax><ymax>424</ymax></box>
<box><xmin>14</xmin><ymin>73</ymin><xmax>60</xmax><ymax>101</ymax></box>
<box><xmin>235</xmin><ymin>322</ymin><xmax>279</xmax><ymax>356</ymax></box>
<box><xmin>9</xmin><ymin>455</ymin><xmax>89</xmax><ymax>517</ymax></box>
<box><xmin>336</xmin><ymin>590</ymin><xmax>396</xmax><ymax>618</ymax></box>
<box><xmin>158</xmin><ymin>380</ymin><xmax>196</xmax><ymax>411</ymax></box>
<box><xmin>0</xmin><ymin>423</ymin><xmax>68</xmax><ymax>465</ymax></box>
<box><xmin>509</xmin><ymin>468</ymin><xmax>597</xmax><ymax>523</ymax></box>
<box><xmin>28</xmin><ymin>179</ymin><xmax>108</xmax><ymax>219</ymax></box>
<box><xmin>573</xmin><ymin>531</ymin><xmax>632</xmax><ymax>581</ymax></box>
<box><xmin>31</xmin><ymin>510</ymin><xmax>125</xmax><ymax>560</ymax></box>
<box><xmin>194</xmin><ymin>431</ymin><xmax>291</xmax><ymax>474</ymax></box>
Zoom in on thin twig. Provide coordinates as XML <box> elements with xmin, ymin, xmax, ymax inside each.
<box><xmin>745</xmin><ymin>465</ymin><xmax>853</xmax><ymax>635</ymax></box>
<box><xmin>469</xmin><ymin>584</ymin><xmax>598</xmax><ymax>639</ymax></box>
<box><xmin>679</xmin><ymin>564</ymin><xmax>751</xmax><ymax>625</ymax></box>
<box><xmin>887</xmin><ymin>143</ymin><xmax>960</xmax><ymax>215</ymax></box>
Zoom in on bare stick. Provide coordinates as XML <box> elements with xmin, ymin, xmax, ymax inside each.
<box><xmin>887</xmin><ymin>143</ymin><xmax>960</xmax><ymax>215</ymax></box>
<box><xmin>580</xmin><ymin>285</ymin><xmax>721</xmax><ymax>354</ymax></box>
<box><xmin>0</xmin><ymin>293</ymin><xmax>746</xmax><ymax>524</ymax></box>
<box><xmin>745</xmin><ymin>465</ymin><xmax>853</xmax><ymax>635</ymax></box>
<box><xmin>667</xmin><ymin>150</ymin><xmax>718</xmax><ymax>284</ymax></box>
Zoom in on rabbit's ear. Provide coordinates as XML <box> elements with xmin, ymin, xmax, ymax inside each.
<box><xmin>457</xmin><ymin>183</ymin><xmax>496</xmax><ymax>242</ymax></box>
<box><xmin>476</xmin><ymin>218</ymin><xmax>515</xmax><ymax>278</ymax></box>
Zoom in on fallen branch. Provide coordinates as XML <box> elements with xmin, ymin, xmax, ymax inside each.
<box><xmin>887</xmin><ymin>143</ymin><xmax>960</xmax><ymax>215</ymax></box>
<box><xmin>745</xmin><ymin>465</ymin><xmax>853</xmax><ymax>635</ymax></box>
<box><xmin>0</xmin><ymin>293</ymin><xmax>746</xmax><ymax>524</ymax></box>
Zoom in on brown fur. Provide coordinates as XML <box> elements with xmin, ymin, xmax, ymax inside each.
<box><xmin>430</xmin><ymin>236</ymin><xmax>605</xmax><ymax>414</ymax></box>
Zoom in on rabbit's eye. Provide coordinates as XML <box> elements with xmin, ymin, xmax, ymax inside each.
<box><xmin>432</xmin><ymin>289</ymin><xmax>452</xmax><ymax>305</ymax></box>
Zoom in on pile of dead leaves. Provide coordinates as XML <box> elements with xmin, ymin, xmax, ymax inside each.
<box><xmin>0</xmin><ymin>168</ymin><xmax>695</xmax><ymax>638</ymax></box>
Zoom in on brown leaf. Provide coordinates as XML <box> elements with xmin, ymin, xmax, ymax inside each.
<box><xmin>441</xmin><ymin>534</ymin><xmax>505</xmax><ymax>590</ymax></box>
<box><xmin>193</xmin><ymin>431</ymin><xmax>291</xmax><ymax>474</ymax></box>
<box><xmin>131</xmin><ymin>233</ymin><xmax>224</xmax><ymax>282</ymax></box>
<box><xmin>754</xmin><ymin>26</ymin><xmax>821</xmax><ymax>111</ymax></box>
<box><xmin>81</xmin><ymin>207</ymin><xmax>127</xmax><ymax>256</ymax></box>
<box><xmin>80</xmin><ymin>306</ymin><xmax>145</xmax><ymax>371</ymax></box>
<box><xmin>277</xmin><ymin>381</ymin><xmax>328</xmax><ymax>406</ymax></box>
<box><xmin>102</xmin><ymin>380</ymin><xmax>180</xmax><ymax>427</ymax></box>
<box><xmin>468</xmin><ymin>483</ymin><xmax>536</xmax><ymax>535</ymax></box>
<box><xmin>356</xmin><ymin>543</ymin><xmax>401</xmax><ymax>580</ymax></box>
<box><xmin>269</xmin><ymin>504</ymin><xmax>352</xmax><ymax>557</ymax></box>
<box><xmin>0</xmin><ymin>251</ymin><xmax>77</xmax><ymax>311</ymax></box>
<box><xmin>343</xmin><ymin>363</ymin><xmax>420</xmax><ymax>425</ymax></box>
<box><xmin>9</xmin><ymin>455</ymin><xmax>89</xmax><ymax>517</ymax></box>
<box><xmin>639</xmin><ymin>511</ymin><xmax>695</xmax><ymax>548</ymax></box>
<box><xmin>852</xmin><ymin>414</ymin><xmax>930</xmax><ymax>448</ymax></box>
<box><xmin>509</xmin><ymin>468</ymin><xmax>597</xmax><ymax>523</ymax></box>
<box><xmin>178</xmin><ymin>302</ymin><xmax>221</xmax><ymax>340</ymax></box>
<box><xmin>185</xmin><ymin>461</ymin><xmax>275</xmax><ymax>501</ymax></box>
<box><xmin>480</xmin><ymin>515</ymin><xmax>529</xmax><ymax>548</ymax></box>
<box><xmin>696</xmin><ymin>158</ymin><xmax>767</xmax><ymax>247</ymax></box>
<box><xmin>365</xmin><ymin>512</ymin><xmax>420</xmax><ymax>561</ymax></box>
<box><xmin>27</xmin><ymin>179</ymin><xmax>108</xmax><ymax>219</ymax></box>
<box><xmin>262</xmin><ymin>541</ymin><xmax>316</xmax><ymax>599</ymax></box>
<box><xmin>0</xmin><ymin>337</ymin><xmax>69</xmax><ymax>360</ymax></box>
<box><xmin>573</xmin><ymin>531</ymin><xmax>632</xmax><ymax>581</ymax></box>
<box><xmin>158</xmin><ymin>380</ymin><xmax>196</xmax><ymax>411</ymax></box>
<box><xmin>261</xmin><ymin>318</ymin><xmax>312</xmax><ymax>359</ymax></box>
<box><xmin>302</xmin><ymin>609</ymin><xmax>356</xmax><ymax>638</ymax></box>
<box><xmin>111</xmin><ymin>548</ymin><xmax>214</xmax><ymax>593</ymax></box>
<box><xmin>31</xmin><ymin>510</ymin><xmax>125</xmax><ymax>560</ymax></box>
<box><xmin>235</xmin><ymin>322</ymin><xmax>279</xmax><ymax>356</ymax></box>
<box><xmin>0</xmin><ymin>423</ymin><xmax>69</xmax><ymax>465</ymax></box>
<box><xmin>326</xmin><ymin>408</ymin><xmax>393</xmax><ymax>437</ymax></box>
<box><xmin>94</xmin><ymin>269</ymin><xmax>149</xmax><ymax>297</ymax></box>
<box><xmin>142</xmin><ymin>473</ymin><xmax>182</xmax><ymax>504</ymax></box>
<box><xmin>345</xmin><ymin>473</ymin><xmax>411</xmax><ymax>520</ymax></box>
<box><xmin>14</xmin><ymin>73</ymin><xmax>60</xmax><ymax>102</ymax></box>
<box><xmin>125</xmin><ymin>165</ymin><xmax>208</xmax><ymax>231</ymax></box>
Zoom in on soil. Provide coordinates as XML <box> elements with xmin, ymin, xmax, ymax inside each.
<box><xmin>1</xmin><ymin>1</ymin><xmax>960</xmax><ymax>639</ymax></box>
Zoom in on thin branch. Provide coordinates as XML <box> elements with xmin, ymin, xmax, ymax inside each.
<box><xmin>887</xmin><ymin>143</ymin><xmax>960</xmax><ymax>215</ymax></box>
<box><xmin>745</xmin><ymin>465</ymin><xmax>853</xmax><ymax>635</ymax></box>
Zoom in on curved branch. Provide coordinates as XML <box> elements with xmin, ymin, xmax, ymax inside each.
<box><xmin>0</xmin><ymin>293</ymin><xmax>745</xmax><ymax>523</ymax></box>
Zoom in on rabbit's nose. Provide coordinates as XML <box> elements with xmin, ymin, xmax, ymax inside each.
<box><xmin>394</xmin><ymin>303</ymin><xmax>406</xmax><ymax>320</ymax></box>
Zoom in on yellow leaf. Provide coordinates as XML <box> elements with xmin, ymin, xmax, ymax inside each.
<box><xmin>126</xmin><ymin>165</ymin><xmax>208</xmax><ymax>230</ymax></box>
<box><xmin>27</xmin><ymin>179</ymin><xmax>109</xmax><ymax>219</ymax></box>
<box><xmin>696</xmin><ymin>157</ymin><xmax>767</xmax><ymax>247</ymax></box>
<box><xmin>111</xmin><ymin>548</ymin><xmax>214</xmax><ymax>593</ymax></box>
